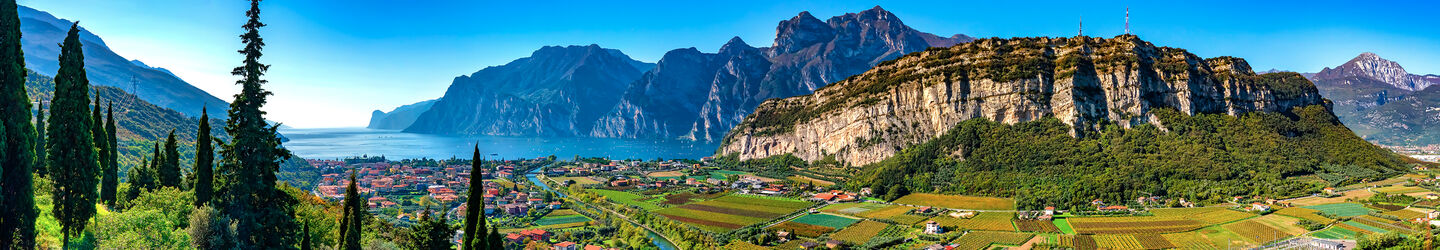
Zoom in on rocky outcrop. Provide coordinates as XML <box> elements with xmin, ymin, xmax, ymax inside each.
<box><xmin>1312</xmin><ymin>52</ymin><xmax>1438</xmax><ymax>91</ymax></box>
<box><xmin>368</xmin><ymin>99</ymin><xmax>436</xmax><ymax>130</ymax></box>
<box><xmin>591</xmin><ymin>6</ymin><xmax>972</xmax><ymax>140</ymax></box>
<box><xmin>404</xmin><ymin>45</ymin><xmax>653</xmax><ymax>136</ymax></box>
<box><xmin>719</xmin><ymin>35</ymin><xmax>1329</xmax><ymax>165</ymax></box>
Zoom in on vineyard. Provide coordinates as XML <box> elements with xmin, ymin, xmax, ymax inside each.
<box><xmin>892</xmin><ymin>193</ymin><xmax>1016</xmax><ymax>210</ymax></box>
<box><xmin>1014</xmin><ymin>219</ymin><xmax>1059</xmax><ymax>232</ymax></box>
<box><xmin>1068</xmin><ymin>218</ymin><xmax>1204</xmax><ymax>234</ymax></box>
<box><xmin>1223</xmin><ymin>221</ymin><xmax>1291</xmax><ymax>244</ymax></box>
<box><xmin>930</xmin><ymin>212</ymin><xmax>1015</xmax><ymax>231</ymax></box>
<box><xmin>1058</xmin><ymin>235</ymin><xmax>1097</xmax><ymax>249</ymax></box>
<box><xmin>769</xmin><ymin>221</ymin><xmax>835</xmax><ymax>237</ymax></box>
<box><xmin>1092</xmin><ymin>235</ymin><xmax>1143</xmax><ymax>249</ymax></box>
<box><xmin>1274</xmin><ymin>207</ymin><xmax>1335</xmax><ymax>224</ymax></box>
<box><xmin>831</xmin><ymin>220</ymin><xmax>889</xmax><ymax>244</ymax></box>
<box><xmin>950</xmin><ymin>231</ymin><xmax>1034</xmax><ymax>250</ymax></box>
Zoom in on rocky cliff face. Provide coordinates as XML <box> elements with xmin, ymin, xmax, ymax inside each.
<box><xmin>1310</xmin><ymin>53</ymin><xmax>1440</xmax><ymax>146</ymax></box>
<box><xmin>368</xmin><ymin>99</ymin><xmax>437</xmax><ymax>130</ymax></box>
<box><xmin>591</xmin><ymin>6</ymin><xmax>972</xmax><ymax>141</ymax></box>
<box><xmin>720</xmin><ymin>35</ymin><xmax>1329</xmax><ymax>165</ymax></box>
<box><xmin>404</xmin><ymin>45</ymin><xmax>653</xmax><ymax>136</ymax></box>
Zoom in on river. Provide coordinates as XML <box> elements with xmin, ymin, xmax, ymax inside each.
<box><xmin>525</xmin><ymin>168</ymin><xmax>678</xmax><ymax>250</ymax></box>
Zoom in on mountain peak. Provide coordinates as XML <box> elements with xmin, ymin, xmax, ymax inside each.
<box><xmin>1316</xmin><ymin>52</ymin><xmax>1434</xmax><ymax>91</ymax></box>
<box><xmin>718</xmin><ymin>36</ymin><xmax>754</xmax><ymax>55</ymax></box>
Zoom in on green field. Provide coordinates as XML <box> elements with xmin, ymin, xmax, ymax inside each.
<box><xmin>1303</xmin><ymin>203</ymin><xmax>1373</xmax><ymax>217</ymax></box>
<box><xmin>790</xmin><ymin>213</ymin><xmax>860</xmax><ymax>228</ymax></box>
<box><xmin>1312</xmin><ymin>227</ymin><xmax>1360</xmax><ymax>240</ymax></box>
<box><xmin>588</xmin><ymin>189</ymin><xmax>661</xmax><ymax>210</ymax></box>
<box><xmin>534</xmin><ymin>215</ymin><xmax>591</xmax><ymax>226</ymax></box>
<box><xmin>1054</xmin><ymin>218</ymin><xmax>1075</xmax><ymax>234</ymax></box>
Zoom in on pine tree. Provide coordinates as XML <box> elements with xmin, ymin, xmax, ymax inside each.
<box><xmin>100</xmin><ymin>103</ymin><xmax>117</xmax><ymax>206</ymax></box>
<box><xmin>0</xmin><ymin>0</ymin><xmax>37</xmax><ymax>246</ymax></box>
<box><xmin>407</xmin><ymin>206</ymin><xmax>455</xmax><ymax>250</ymax></box>
<box><xmin>213</xmin><ymin>1</ymin><xmax>298</xmax><ymax>247</ymax></box>
<box><xmin>159</xmin><ymin>130</ymin><xmax>180</xmax><ymax>188</ymax></box>
<box><xmin>337</xmin><ymin>170</ymin><xmax>362</xmax><ymax>250</ymax></box>
<box><xmin>32</xmin><ymin>103</ymin><xmax>43</xmax><ymax>177</ymax></box>
<box><xmin>193</xmin><ymin>107</ymin><xmax>213</xmax><ymax>207</ymax></box>
<box><xmin>47</xmin><ymin>23</ymin><xmax>98</xmax><ymax>248</ymax></box>
<box><xmin>462</xmin><ymin>146</ymin><xmax>487</xmax><ymax>249</ymax></box>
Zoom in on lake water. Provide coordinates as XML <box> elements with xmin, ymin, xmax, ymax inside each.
<box><xmin>279</xmin><ymin>127</ymin><xmax>720</xmax><ymax>160</ymax></box>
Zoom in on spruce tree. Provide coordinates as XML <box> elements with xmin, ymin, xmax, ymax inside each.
<box><xmin>462</xmin><ymin>146</ymin><xmax>487</xmax><ymax>249</ymax></box>
<box><xmin>33</xmin><ymin>103</ymin><xmax>43</xmax><ymax>177</ymax></box>
<box><xmin>100</xmin><ymin>103</ymin><xmax>117</xmax><ymax>206</ymax></box>
<box><xmin>0</xmin><ymin>0</ymin><xmax>37</xmax><ymax>246</ymax></box>
<box><xmin>194</xmin><ymin>107</ymin><xmax>213</xmax><ymax>207</ymax></box>
<box><xmin>159</xmin><ymin>130</ymin><xmax>180</xmax><ymax>188</ymax></box>
<box><xmin>337</xmin><ymin>171</ymin><xmax>362</xmax><ymax>250</ymax></box>
<box><xmin>47</xmin><ymin>23</ymin><xmax>98</xmax><ymax>248</ymax></box>
<box><xmin>214</xmin><ymin>1</ymin><xmax>298</xmax><ymax>247</ymax></box>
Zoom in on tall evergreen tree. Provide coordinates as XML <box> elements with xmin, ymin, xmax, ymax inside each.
<box><xmin>123</xmin><ymin>157</ymin><xmax>155</xmax><ymax>204</ymax></box>
<box><xmin>300</xmin><ymin>223</ymin><xmax>312</xmax><ymax>250</ymax></box>
<box><xmin>487</xmin><ymin>227</ymin><xmax>501</xmax><ymax>250</ymax></box>
<box><xmin>213</xmin><ymin>1</ymin><xmax>298</xmax><ymax>247</ymax></box>
<box><xmin>100</xmin><ymin>103</ymin><xmax>117</xmax><ymax>206</ymax></box>
<box><xmin>462</xmin><ymin>146</ymin><xmax>487</xmax><ymax>249</ymax></box>
<box><xmin>47</xmin><ymin>23</ymin><xmax>98</xmax><ymax>248</ymax></box>
<box><xmin>90</xmin><ymin>95</ymin><xmax>108</xmax><ymax>189</ymax></box>
<box><xmin>406</xmin><ymin>206</ymin><xmax>454</xmax><ymax>250</ymax></box>
<box><xmin>193</xmin><ymin>107</ymin><xmax>213</xmax><ymax>207</ymax></box>
<box><xmin>0</xmin><ymin>0</ymin><xmax>37</xmax><ymax>246</ymax></box>
<box><xmin>159</xmin><ymin>130</ymin><xmax>180</xmax><ymax>188</ymax></box>
<box><xmin>32</xmin><ymin>103</ymin><xmax>43</xmax><ymax>176</ymax></box>
<box><xmin>337</xmin><ymin>171</ymin><xmax>362</xmax><ymax>250</ymax></box>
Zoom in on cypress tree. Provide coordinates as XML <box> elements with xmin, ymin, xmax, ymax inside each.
<box><xmin>300</xmin><ymin>223</ymin><xmax>312</xmax><ymax>250</ymax></box>
<box><xmin>90</xmin><ymin>96</ymin><xmax>108</xmax><ymax>193</ymax></box>
<box><xmin>214</xmin><ymin>1</ymin><xmax>298</xmax><ymax>247</ymax></box>
<box><xmin>123</xmin><ymin>157</ymin><xmax>155</xmax><ymax>204</ymax></box>
<box><xmin>159</xmin><ymin>130</ymin><xmax>180</xmax><ymax>188</ymax></box>
<box><xmin>407</xmin><ymin>206</ymin><xmax>454</xmax><ymax>250</ymax></box>
<box><xmin>462</xmin><ymin>146</ymin><xmax>486</xmax><ymax>249</ymax></box>
<box><xmin>33</xmin><ymin>103</ymin><xmax>43</xmax><ymax>177</ymax></box>
<box><xmin>337</xmin><ymin>170</ymin><xmax>362</xmax><ymax>250</ymax></box>
<box><xmin>487</xmin><ymin>227</ymin><xmax>502</xmax><ymax>250</ymax></box>
<box><xmin>193</xmin><ymin>107</ymin><xmax>213</xmax><ymax>207</ymax></box>
<box><xmin>47</xmin><ymin>23</ymin><xmax>98</xmax><ymax>248</ymax></box>
<box><xmin>100</xmin><ymin>103</ymin><xmax>117</xmax><ymax>206</ymax></box>
<box><xmin>0</xmin><ymin>0</ymin><xmax>37</xmax><ymax>246</ymax></box>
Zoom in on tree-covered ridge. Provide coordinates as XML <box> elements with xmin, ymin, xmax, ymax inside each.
<box><xmin>851</xmin><ymin>105</ymin><xmax>1410</xmax><ymax>209</ymax></box>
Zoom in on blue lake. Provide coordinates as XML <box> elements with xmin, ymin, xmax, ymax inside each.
<box><xmin>279</xmin><ymin>127</ymin><xmax>720</xmax><ymax>161</ymax></box>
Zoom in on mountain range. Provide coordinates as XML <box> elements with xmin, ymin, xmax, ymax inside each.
<box><xmin>19</xmin><ymin>5</ymin><xmax>228</xmax><ymax>118</ymax></box>
<box><xmin>1306</xmin><ymin>52</ymin><xmax>1440</xmax><ymax>147</ymax></box>
<box><xmin>388</xmin><ymin>6</ymin><xmax>972</xmax><ymax>140</ymax></box>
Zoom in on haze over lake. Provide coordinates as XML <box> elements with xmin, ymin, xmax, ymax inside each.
<box><xmin>279</xmin><ymin>127</ymin><xmax>721</xmax><ymax>160</ymax></box>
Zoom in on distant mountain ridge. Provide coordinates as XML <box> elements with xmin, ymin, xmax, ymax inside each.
<box><xmin>18</xmin><ymin>5</ymin><xmax>228</xmax><ymax>118</ymax></box>
<box><xmin>404</xmin><ymin>6</ymin><xmax>972</xmax><ymax>140</ymax></box>
<box><xmin>403</xmin><ymin>45</ymin><xmax>654</xmax><ymax>136</ymax></box>
<box><xmin>1308</xmin><ymin>53</ymin><xmax>1440</xmax><ymax>146</ymax></box>
<box><xmin>367</xmin><ymin>99</ymin><xmax>436</xmax><ymax>130</ymax></box>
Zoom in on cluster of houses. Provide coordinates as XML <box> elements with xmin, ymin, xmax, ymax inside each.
<box><xmin>810</xmin><ymin>190</ymin><xmax>859</xmax><ymax>202</ymax></box>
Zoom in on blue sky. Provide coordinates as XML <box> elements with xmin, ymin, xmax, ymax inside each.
<box><xmin>17</xmin><ymin>0</ymin><xmax>1440</xmax><ymax>128</ymax></box>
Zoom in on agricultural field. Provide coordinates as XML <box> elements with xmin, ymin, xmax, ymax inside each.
<box><xmin>769</xmin><ymin>221</ymin><xmax>834</xmax><ymax>238</ymax></box>
<box><xmin>654</xmin><ymin>194</ymin><xmax>812</xmax><ymax>232</ymax></box>
<box><xmin>1354</xmin><ymin>215</ymin><xmax>1416</xmax><ymax>234</ymax></box>
<box><xmin>1246</xmin><ymin>214</ymin><xmax>1309</xmax><ymax>236</ymax></box>
<box><xmin>646</xmin><ymin>171</ymin><xmax>684</xmax><ymax>177</ymax></box>
<box><xmin>552</xmin><ymin>176</ymin><xmax>599</xmax><ymax>185</ymax></box>
<box><xmin>1303</xmin><ymin>203</ymin><xmax>1373</xmax><ymax>217</ymax></box>
<box><xmin>1289</xmin><ymin>189</ymin><xmax>1375</xmax><ymax>206</ymax></box>
<box><xmin>893</xmin><ymin>193</ymin><xmax>1015</xmax><ymax>210</ymax></box>
<box><xmin>786</xmin><ymin>175</ymin><xmax>835</xmax><ymax>186</ymax></box>
<box><xmin>1014</xmin><ymin>219</ymin><xmax>1059</xmax><ymax>232</ymax></box>
<box><xmin>1374</xmin><ymin>185</ymin><xmax>1428</xmax><ymax>194</ymax></box>
<box><xmin>820</xmin><ymin>202</ymin><xmax>914</xmax><ymax>221</ymax></box>
<box><xmin>1311</xmin><ymin>227</ymin><xmax>1362</xmax><ymax>240</ymax></box>
<box><xmin>790</xmin><ymin>213</ymin><xmax>860</xmax><ymax>228</ymax></box>
<box><xmin>1381</xmin><ymin>208</ymin><xmax>1429</xmax><ymax>220</ymax></box>
<box><xmin>1222</xmin><ymin>221</ymin><xmax>1291</xmax><ymax>244</ymax></box>
<box><xmin>1057</xmin><ymin>235</ymin><xmax>1097</xmax><ymax>249</ymax></box>
<box><xmin>659</xmin><ymin>191</ymin><xmax>727</xmax><ymax>205</ymax></box>
<box><xmin>587</xmin><ymin>189</ymin><xmax>662</xmax><ymax>210</ymax></box>
<box><xmin>830</xmin><ymin>220</ymin><xmax>888</xmax><ymax>244</ymax></box>
<box><xmin>1067</xmin><ymin>208</ymin><xmax>1251</xmax><ymax>234</ymax></box>
<box><xmin>950</xmin><ymin>231</ymin><xmax>1033</xmax><ymax>250</ymax></box>
<box><xmin>930</xmin><ymin>212</ymin><xmax>1015</xmax><ymax>231</ymax></box>
<box><xmin>1273</xmin><ymin>207</ymin><xmax>1336</xmax><ymax>224</ymax></box>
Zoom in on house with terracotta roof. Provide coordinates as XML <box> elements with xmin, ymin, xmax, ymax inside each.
<box><xmin>553</xmin><ymin>242</ymin><xmax>577</xmax><ymax>250</ymax></box>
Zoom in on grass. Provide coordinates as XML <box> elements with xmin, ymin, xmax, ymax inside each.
<box><xmin>1312</xmin><ymin>227</ymin><xmax>1361</xmax><ymax>240</ymax></box>
<box><xmin>791</xmin><ymin>213</ymin><xmax>861</xmax><ymax>228</ymax></box>
<box><xmin>1053</xmin><ymin>218</ymin><xmax>1075</xmax><ymax>234</ymax></box>
<box><xmin>1341</xmin><ymin>221</ymin><xmax>1388</xmax><ymax>234</ymax></box>
<box><xmin>1303</xmin><ymin>203</ymin><xmax>1373</xmax><ymax>217</ymax></box>
<box><xmin>587</xmin><ymin>189</ymin><xmax>661</xmax><ymax>210</ymax></box>
<box><xmin>534</xmin><ymin>215</ymin><xmax>592</xmax><ymax>226</ymax></box>
<box><xmin>892</xmin><ymin>193</ymin><xmax>1015</xmax><ymax>210</ymax></box>
<box><xmin>831</xmin><ymin>220</ymin><xmax>888</xmax><ymax>244</ymax></box>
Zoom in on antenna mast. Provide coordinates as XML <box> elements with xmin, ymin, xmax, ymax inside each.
<box><xmin>1125</xmin><ymin>7</ymin><xmax>1131</xmax><ymax>35</ymax></box>
<box><xmin>1078</xmin><ymin>16</ymin><xmax>1083</xmax><ymax>36</ymax></box>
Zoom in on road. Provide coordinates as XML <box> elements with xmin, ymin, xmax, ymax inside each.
<box><xmin>534</xmin><ymin>174</ymin><xmax>682</xmax><ymax>249</ymax></box>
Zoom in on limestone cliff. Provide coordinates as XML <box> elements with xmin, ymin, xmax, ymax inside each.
<box><xmin>719</xmin><ymin>35</ymin><xmax>1329</xmax><ymax>165</ymax></box>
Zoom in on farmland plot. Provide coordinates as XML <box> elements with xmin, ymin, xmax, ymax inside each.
<box><xmin>654</xmin><ymin>194</ymin><xmax>812</xmax><ymax>232</ymax></box>
<box><xmin>930</xmin><ymin>212</ymin><xmax>1015</xmax><ymax>231</ymax></box>
<box><xmin>893</xmin><ymin>193</ymin><xmax>1016</xmax><ymax>210</ymax></box>
<box><xmin>1014</xmin><ymin>219</ymin><xmax>1059</xmax><ymax>233</ymax></box>
<box><xmin>1068</xmin><ymin>217</ymin><xmax>1205</xmax><ymax>234</ymax></box>
<box><xmin>1274</xmin><ymin>207</ymin><xmax>1335</xmax><ymax>224</ymax></box>
<box><xmin>951</xmin><ymin>231</ymin><xmax>1034</xmax><ymax>250</ymax></box>
<box><xmin>790</xmin><ymin>214</ymin><xmax>860</xmax><ymax>228</ymax></box>
<box><xmin>831</xmin><ymin>220</ymin><xmax>888</xmax><ymax>244</ymax></box>
<box><xmin>1303</xmin><ymin>203</ymin><xmax>1373</xmax><ymax>217</ymax></box>
<box><xmin>1223</xmin><ymin>221</ymin><xmax>1290</xmax><ymax>244</ymax></box>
